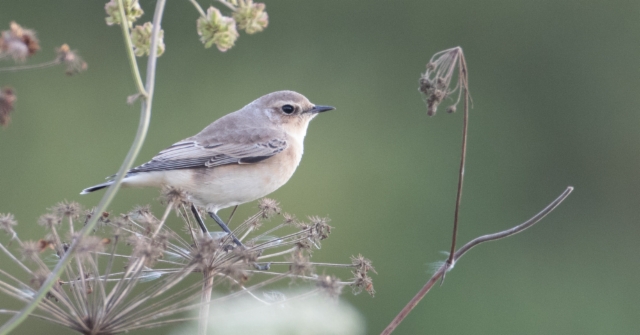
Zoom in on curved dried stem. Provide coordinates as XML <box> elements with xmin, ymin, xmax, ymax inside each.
<box><xmin>380</xmin><ymin>186</ymin><xmax>573</xmax><ymax>335</ymax></box>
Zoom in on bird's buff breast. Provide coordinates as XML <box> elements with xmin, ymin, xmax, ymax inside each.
<box><xmin>176</xmin><ymin>145</ymin><xmax>301</xmax><ymax>211</ymax></box>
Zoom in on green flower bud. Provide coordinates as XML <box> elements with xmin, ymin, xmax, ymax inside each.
<box><xmin>130</xmin><ymin>22</ymin><xmax>165</xmax><ymax>57</ymax></box>
<box><xmin>233</xmin><ymin>1</ymin><xmax>269</xmax><ymax>35</ymax></box>
<box><xmin>105</xmin><ymin>0</ymin><xmax>144</xmax><ymax>26</ymax></box>
<box><xmin>197</xmin><ymin>7</ymin><xmax>239</xmax><ymax>52</ymax></box>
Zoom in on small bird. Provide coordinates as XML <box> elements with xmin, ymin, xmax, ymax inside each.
<box><xmin>81</xmin><ymin>91</ymin><xmax>335</xmax><ymax>244</ymax></box>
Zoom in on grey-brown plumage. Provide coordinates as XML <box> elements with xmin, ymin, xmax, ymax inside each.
<box><xmin>81</xmin><ymin>91</ymin><xmax>335</xmax><ymax>215</ymax></box>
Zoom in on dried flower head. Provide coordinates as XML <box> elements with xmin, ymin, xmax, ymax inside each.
<box><xmin>51</xmin><ymin>200</ymin><xmax>83</xmax><ymax>219</ymax></box>
<box><xmin>233</xmin><ymin>0</ymin><xmax>269</xmax><ymax>34</ymax></box>
<box><xmin>20</xmin><ymin>240</ymin><xmax>44</xmax><ymax>261</ymax></box>
<box><xmin>55</xmin><ymin>44</ymin><xmax>87</xmax><ymax>75</ymax></box>
<box><xmin>258</xmin><ymin>198</ymin><xmax>281</xmax><ymax>218</ymax></box>
<box><xmin>0</xmin><ymin>213</ymin><xmax>17</xmax><ymax>234</ymax></box>
<box><xmin>105</xmin><ymin>0</ymin><xmax>144</xmax><ymax>26</ymax></box>
<box><xmin>130</xmin><ymin>22</ymin><xmax>165</xmax><ymax>57</ymax></box>
<box><xmin>288</xmin><ymin>250</ymin><xmax>313</xmax><ymax>277</ymax></box>
<box><xmin>350</xmin><ymin>254</ymin><xmax>376</xmax><ymax>296</ymax></box>
<box><xmin>38</xmin><ymin>213</ymin><xmax>61</xmax><ymax>230</ymax></box>
<box><xmin>161</xmin><ymin>186</ymin><xmax>192</xmax><ymax>208</ymax></box>
<box><xmin>197</xmin><ymin>6</ymin><xmax>239</xmax><ymax>52</ymax></box>
<box><xmin>0</xmin><ymin>21</ymin><xmax>39</xmax><ymax>61</ymax></box>
<box><xmin>419</xmin><ymin>47</ymin><xmax>469</xmax><ymax>116</ymax></box>
<box><xmin>317</xmin><ymin>274</ymin><xmax>343</xmax><ymax>298</ymax></box>
<box><xmin>0</xmin><ymin>87</ymin><xmax>16</xmax><ymax>128</ymax></box>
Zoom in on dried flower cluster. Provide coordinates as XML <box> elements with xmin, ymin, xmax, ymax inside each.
<box><xmin>196</xmin><ymin>0</ymin><xmax>269</xmax><ymax>52</ymax></box>
<box><xmin>0</xmin><ymin>190</ymin><xmax>374</xmax><ymax>334</ymax></box>
<box><xmin>0</xmin><ymin>87</ymin><xmax>16</xmax><ymax>127</ymax></box>
<box><xmin>105</xmin><ymin>0</ymin><xmax>144</xmax><ymax>26</ymax></box>
<box><xmin>418</xmin><ymin>47</ymin><xmax>468</xmax><ymax>116</ymax></box>
<box><xmin>0</xmin><ymin>21</ymin><xmax>39</xmax><ymax>61</ymax></box>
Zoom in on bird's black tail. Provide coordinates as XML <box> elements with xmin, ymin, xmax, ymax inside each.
<box><xmin>80</xmin><ymin>181</ymin><xmax>114</xmax><ymax>195</ymax></box>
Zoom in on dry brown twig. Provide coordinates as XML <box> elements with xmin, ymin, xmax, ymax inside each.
<box><xmin>380</xmin><ymin>47</ymin><xmax>573</xmax><ymax>335</ymax></box>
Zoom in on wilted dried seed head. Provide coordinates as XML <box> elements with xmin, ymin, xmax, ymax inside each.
<box><xmin>0</xmin><ymin>21</ymin><xmax>40</xmax><ymax>61</ymax></box>
<box><xmin>197</xmin><ymin>6</ymin><xmax>239</xmax><ymax>52</ymax></box>
<box><xmin>282</xmin><ymin>213</ymin><xmax>299</xmax><ymax>226</ymax></box>
<box><xmin>307</xmin><ymin>216</ymin><xmax>332</xmax><ymax>242</ymax></box>
<box><xmin>161</xmin><ymin>186</ymin><xmax>192</xmax><ymax>208</ymax></box>
<box><xmin>21</xmin><ymin>240</ymin><xmax>44</xmax><ymax>261</ymax></box>
<box><xmin>220</xmin><ymin>261</ymin><xmax>250</xmax><ymax>284</ymax></box>
<box><xmin>351</xmin><ymin>254</ymin><xmax>377</xmax><ymax>274</ymax></box>
<box><xmin>258</xmin><ymin>198</ymin><xmax>280</xmax><ymax>218</ymax></box>
<box><xmin>130</xmin><ymin>22</ymin><xmax>165</xmax><ymax>57</ymax></box>
<box><xmin>105</xmin><ymin>0</ymin><xmax>144</xmax><ymax>26</ymax></box>
<box><xmin>38</xmin><ymin>213</ymin><xmax>61</xmax><ymax>230</ymax></box>
<box><xmin>75</xmin><ymin>236</ymin><xmax>106</xmax><ymax>258</ymax></box>
<box><xmin>0</xmin><ymin>87</ymin><xmax>16</xmax><ymax>128</ymax></box>
<box><xmin>52</xmin><ymin>200</ymin><xmax>83</xmax><ymax>219</ymax></box>
<box><xmin>129</xmin><ymin>235</ymin><xmax>164</xmax><ymax>267</ymax></box>
<box><xmin>317</xmin><ymin>274</ymin><xmax>343</xmax><ymax>298</ymax></box>
<box><xmin>233</xmin><ymin>0</ymin><xmax>269</xmax><ymax>34</ymax></box>
<box><xmin>351</xmin><ymin>270</ymin><xmax>375</xmax><ymax>296</ymax></box>
<box><xmin>56</xmin><ymin>44</ymin><xmax>87</xmax><ymax>76</ymax></box>
<box><xmin>0</xmin><ymin>213</ymin><xmax>17</xmax><ymax>234</ymax></box>
<box><xmin>288</xmin><ymin>250</ymin><xmax>313</xmax><ymax>277</ymax></box>
<box><xmin>129</xmin><ymin>205</ymin><xmax>158</xmax><ymax>226</ymax></box>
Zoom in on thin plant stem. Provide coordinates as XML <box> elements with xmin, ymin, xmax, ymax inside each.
<box><xmin>380</xmin><ymin>186</ymin><xmax>573</xmax><ymax>335</ymax></box>
<box><xmin>0</xmin><ymin>1</ymin><xmax>166</xmax><ymax>333</ymax></box>
<box><xmin>446</xmin><ymin>52</ymin><xmax>469</xmax><ymax>269</ymax></box>
<box><xmin>117</xmin><ymin>0</ymin><xmax>148</xmax><ymax>97</ymax></box>
<box><xmin>198</xmin><ymin>271</ymin><xmax>214</xmax><ymax>335</ymax></box>
<box><xmin>189</xmin><ymin>0</ymin><xmax>207</xmax><ymax>17</ymax></box>
<box><xmin>0</xmin><ymin>60</ymin><xmax>60</xmax><ymax>73</ymax></box>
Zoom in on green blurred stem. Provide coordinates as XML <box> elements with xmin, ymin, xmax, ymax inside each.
<box><xmin>118</xmin><ymin>0</ymin><xmax>148</xmax><ymax>97</ymax></box>
<box><xmin>0</xmin><ymin>1</ymin><xmax>166</xmax><ymax>333</ymax></box>
<box><xmin>189</xmin><ymin>0</ymin><xmax>207</xmax><ymax>17</ymax></box>
<box><xmin>380</xmin><ymin>186</ymin><xmax>574</xmax><ymax>335</ymax></box>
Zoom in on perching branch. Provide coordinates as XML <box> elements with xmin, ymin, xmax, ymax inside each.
<box><xmin>380</xmin><ymin>186</ymin><xmax>573</xmax><ymax>335</ymax></box>
<box><xmin>0</xmin><ymin>1</ymin><xmax>166</xmax><ymax>333</ymax></box>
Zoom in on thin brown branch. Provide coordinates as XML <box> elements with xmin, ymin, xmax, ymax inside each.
<box><xmin>380</xmin><ymin>186</ymin><xmax>573</xmax><ymax>335</ymax></box>
<box><xmin>446</xmin><ymin>49</ymin><xmax>469</xmax><ymax>268</ymax></box>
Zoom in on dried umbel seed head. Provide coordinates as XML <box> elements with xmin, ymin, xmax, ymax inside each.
<box><xmin>75</xmin><ymin>236</ymin><xmax>107</xmax><ymax>258</ymax></box>
<box><xmin>351</xmin><ymin>269</ymin><xmax>375</xmax><ymax>296</ymax></box>
<box><xmin>130</xmin><ymin>22</ymin><xmax>165</xmax><ymax>57</ymax></box>
<box><xmin>306</xmin><ymin>216</ymin><xmax>332</xmax><ymax>243</ymax></box>
<box><xmin>56</xmin><ymin>44</ymin><xmax>87</xmax><ymax>76</ymax></box>
<box><xmin>317</xmin><ymin>274</ymin><xmax>343</xmax><ymax>299</ymax></box>
<box><xmin>160</xmin><ymin>186</ymin><xmax>192</xmax><ymax>208</ymax></box>
<box><xmin>38</xmin><ymin>213</ymin><xmax>62</xmax><ymax>230</ymax></box>
<box><xmin>0</xmin><ymin>213</ymin><xmax>17</xmax><ymax>234</ymax></box>
<box><xmin>21</xmin><ymin>240</ymin><xmax>45</xmax><ymax>261</ymax></box>
<box><xmin>351</xmin><ymin>254</ymin><xmax>376</xmax><ymax>274</ymax></box>
<box><xmin>418</xmin><ymin>47</ymin><xmax>467</xmax><ymax>117</ymax></box>
<box><xmin>220</xmin><ymin>261</ymin><xmax>250</xmax><ymax>284</ymax></box>
<box><xmin>105</xmin><ymin>0</ymin><xmax>144</xmax><ymax>26</ymax></box>
<box><xmin>282</xmin><ymin>212</ymin><xmax>299</xmax><ymax>226</ymax></box>
<box><xmin>288</xmin><ymin>250</ymin><xmax>313</xmax><ymax>277</ymax></box>
<box><xmin>233</xmin><ymin>0</ymin><xmax>269</xmax><ymax>34</ymax></box>
<box><xmin>128</xmin><ymin>234</ymin><xmax>164</xmax><ymax>267</ymax></box>
<box><xmin>197</xmin><ymin>6</ymin><xmax>239</xmax><ymax>52</ymax></box>
<box><xmin>258</xmin><ymin>198</ymin><xmax>280</xmax><ymax>218</ymax></box>
<box><xmin>0</xmin><ymin>87</ymin><xmax>16</xmax><ymax>128</ymax></box>
<box><xmin>52</xmin><ymin>200</ymin><xmax>83</xmax><ymax>219</ymax></box>
<box><xmin>129</xmin><ymin>205</ymin><xmax>158</xmax><ymax>226</ymax></box>
<box><xmin>0</xmin><ymin>21</ymin><xmax>40</xmax><ymax>61</ymax></box>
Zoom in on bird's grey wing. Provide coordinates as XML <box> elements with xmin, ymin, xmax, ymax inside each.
<box><xmin>128</xmin><ymin>137</ymin><xmax>287</xmax><ymax>174</ymax></box>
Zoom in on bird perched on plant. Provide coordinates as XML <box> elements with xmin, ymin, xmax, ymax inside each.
<box><xmin>81</xmin><ymin>91</ymin><xmax>335</xmax><ymax>245</ymax></box>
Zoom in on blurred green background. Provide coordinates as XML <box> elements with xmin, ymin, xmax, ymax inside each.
<box><xmin>1</xmin><ymin>0</ymin><xmax>639</xmax><ymax>334</ymax></box>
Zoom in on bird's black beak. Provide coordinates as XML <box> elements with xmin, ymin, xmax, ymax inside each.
<box><xmin>308</xmin><ymin>105</ymin><xmax>335</xmax><ymax>114</ymax></box>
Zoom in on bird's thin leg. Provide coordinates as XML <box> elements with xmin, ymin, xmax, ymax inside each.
<box><xmin>208</xmin><ymin>211</ymin><xmax>244</xmax><ymax>247</ymax></box>
<box><xmin>191</xmin><ymin>204</ymin><xmax>208</xmax><ymax>234</ymax></box>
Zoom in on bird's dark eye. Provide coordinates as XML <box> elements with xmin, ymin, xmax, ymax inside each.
<box><xmin>282</xmin><ymin>104</ymin><xmax>295</xmax><ymax>114</ymax></box>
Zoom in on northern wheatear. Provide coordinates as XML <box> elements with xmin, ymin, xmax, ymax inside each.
<box><xmin>81</xmin><ymin>91</ymin><xmax>335</xmax><ymax>244</ymax></box>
